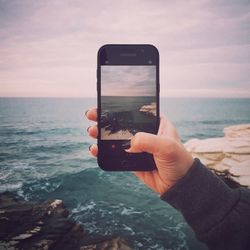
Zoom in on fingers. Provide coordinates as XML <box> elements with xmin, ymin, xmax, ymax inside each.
<box><xmin>133</xmin><ymin>171</ymin><xmax>146</xmax><ymax>180</ymax></box>
<box><xmin>86</xmin><ymin>108</ymin><xmax>98</xmax><ymax>156</ymax></box>
<box><xmin>89</xmin><ymin>144</ymin><xmax>98</xmax><ymax>157</ymax></box>
<box><xmin>87</xmin><ymin>125</ymin><xmax>98</xmax><ymax>139</ymax></box>
<box><xmin>85</xmin><ymin>108</ymin><xmax>97</xmax><ymax>122</ymax></box>
<box><xmin>85</xmin><ymin>108</ymin><xmax>180</xmax><ymax>157</ymax></box>
<box><xmin>124</xmin><ymin>116</ymin><xmax>173</xmax><ymax>154</ymax></box>
<box><xmin>126</xmin><ymin>132</ymin><xmax>165</xmax><ymax>154</ymax></box>
<box><xmin>85</xmin><ymin>108</ymin><xmax>98</xmax><ymax>155</ymax></box>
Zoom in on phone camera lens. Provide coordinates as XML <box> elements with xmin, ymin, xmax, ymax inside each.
<box><xmin>148</xmin><ymin>60</ymin><xmax>152</xmax><ymax>64</ymax></box>
<box><xmin>105</xmin><ymin>60</ymin><xmax>109</xmax><ymax>64</ymax></box>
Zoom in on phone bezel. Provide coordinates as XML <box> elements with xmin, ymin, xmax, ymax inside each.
<box><xmin>97</xmin><ymin>44</ymin><xmax>160</xmax><ymax>171</ymax></box>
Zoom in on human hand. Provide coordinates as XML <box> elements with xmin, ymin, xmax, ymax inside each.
<box><xmin>86</xmin><ymin>108</ymin><xmax>194</xmax><ymax>195</ymax></box>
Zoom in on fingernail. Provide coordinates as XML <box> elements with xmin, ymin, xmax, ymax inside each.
<box><xmin>85</xmin><ymin>110</ymin><xmax>89</xmax><ymax>117</ymax></box>
<box><xmin>87</xmin><ymin>126</ymin><xmax>91</xmax><ymax>133</ymax></box>
<box><xmin>88</xmin><ymin>145</ymin><xmax>92</xmax><ymax>151</ymax></box>
<box><xmin>122</xmin><ymin>141</ymin><xmax>131</xmax><ymax>150</ymax></box>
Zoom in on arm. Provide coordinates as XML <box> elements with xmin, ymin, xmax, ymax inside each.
<box><xmin>161</xmin><ymin>158</ymin><xmax>250</xmax><ymax>250</ymax></box>
<box><xmin>86</xmin><ymin>108</ymin><xmax>250</xmax><ymax>249</ymax></box>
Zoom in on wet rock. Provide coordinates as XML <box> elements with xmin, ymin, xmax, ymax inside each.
<box><xmin>0</xmin><ymin>192</ymin><xmax>132</xmax><ymax>250</ymax></box>
<box><xmin>80</xmin><ymin>237</ymin><xmax>131</xmax><ymax>250</ymax></box>
<box><xmin>184</xmin><ymin>124</ymin><xmax>250</xmax><ymax>188</ymax></box>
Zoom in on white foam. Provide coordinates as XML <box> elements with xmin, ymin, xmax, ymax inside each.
<box><xmin>13</xmin><ymin>162</ymin><xmax>31</xmax><ymax>170</ymax></box>
<box><xmin>0</xmin><ymin>182</ymin><xmax>23</xmax><ymax>193</ymax></box>
<box><xmin>72</xmin><ymin>200</ymin><xmax>96</xmax><ymax>213</ymax></box>
<box><xmin>0</xmin><ymin>172</ymin><xmax>10</xmax><ymax>180</ymax></box>
<box><xmin>122</xmin><ymin>224</ymin><xmax>135</xmax><ymax>235</ymax></box>
<box><xmin>120</xmin><ymin>207</ymin><xmax>142</xmax><ymax>215</ymax></box>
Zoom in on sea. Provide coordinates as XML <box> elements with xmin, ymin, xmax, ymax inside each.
<box><xmin>101</xmin><ymin>96</ymin><xmax>156</xmax><ymax>113</ymax></box>
<box><xmin>101</xmin><ymin>96</ymin><xmax>157</xmax><ymax>139</ymax></box>
<box><xmin>0</xmin><ymin>97</ymin><xmax>250</xmax><ymax>250</ymax></box>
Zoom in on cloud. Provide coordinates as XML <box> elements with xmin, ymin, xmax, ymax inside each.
<box><xmin>101</xmin><ymin>66</ymin><xmax>156</xmax><ymax>96</ymax></box>
<box><xmin>0</xmin><ymin>0</ymin><xmax>249</xmax><ymax>97</ymax></box>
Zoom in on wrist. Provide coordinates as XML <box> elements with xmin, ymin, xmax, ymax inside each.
<box><xmin>182</xmin><ymin>151</ymin><xmax>194</xmax><ymax>176</ymax></box>
<box><xmin>160</xmin><ymin>152</ymin><xmax>194</xmax><ymax>195</ymax></box>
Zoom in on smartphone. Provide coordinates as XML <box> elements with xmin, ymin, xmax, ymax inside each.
<box><xmin>97</xmin><ymin>44</ymin><xmax>159</xmax><ymax>171</ymax></box>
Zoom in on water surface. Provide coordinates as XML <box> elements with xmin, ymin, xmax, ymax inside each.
<box><xmin>1</xmin><ymin>97</ymin><xmax>250</xmax><ymax>249</ymax></box>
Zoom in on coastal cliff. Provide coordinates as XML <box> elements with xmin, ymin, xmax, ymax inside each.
<box><xmin>0</xmin><ymin>192</ymin><xmax>132</xmax><ymax>250</ymax></box>
<box><xmin>184</xmin><ymin>124</ymin><xmax>250</xmax><ymax>188</ymax></box>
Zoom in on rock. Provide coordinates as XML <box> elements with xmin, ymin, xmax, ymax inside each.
<box><xmin>12</xmin><ymin>234</ymin><xmax>33</xmax><ymax>240</ymax></box>
<box><xmin>224</xmin><ymin>124</ymin><xmax>250</xmax><ymax>140</ymax></box>
<box><xmin>0</xmin><ymin>192</ymin><xmax>132</xmax><ymax>250</ymax></box>
<box><xmin>230</xmin><ymin>160</ymin><xmax>250</xmax><ymax>176</ymax></box>
<box><xmin>184</xmin><ymin>124</ymin><xmax>250</xmax><ymax>188</ymax></box>
<box><xmin>139</xmin><ymin>102</ymin><xmax>156</xmax><ymax>116</ymax></box>
<box><xmin>80</xmin><ymin>237</ymin><xmax>131</xmax><ymax>250</ymax></box>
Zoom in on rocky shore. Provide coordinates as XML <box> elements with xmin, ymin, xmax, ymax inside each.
<box><xmin>0</xmin><ymin>192</ymin><xmax>132</xmax><ymax>250</ymax></box>
<box><xmin>1</xmin><ymin>124</ymin><xmax>249</xmax><ymax>249</ymax></box>
<box><xmin>139</xmin><ymin>102</ymin><xmax>156</xmax><ymax>116</ymax></box>
<box><xmin>184</xmin><ymin>124</ymin><xmax>250</xmax><ymax>188</ymax></box>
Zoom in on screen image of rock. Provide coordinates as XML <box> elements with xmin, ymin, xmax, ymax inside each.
<box><xmin>101</xmin><ymin>65</ymin><xmax>157</xmax><ymax>140</ymax></box>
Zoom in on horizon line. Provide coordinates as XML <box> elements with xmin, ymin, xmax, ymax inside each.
<box><xmin>1</xmin><ymin>96</ymin><xmax>250</xmax><ymax>99</ymax></box>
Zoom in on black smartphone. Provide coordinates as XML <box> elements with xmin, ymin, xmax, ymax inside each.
<box><xmin>97</xmin><ymin>44</ymin><xmax>159</xmax><ymax>171</ymax></box>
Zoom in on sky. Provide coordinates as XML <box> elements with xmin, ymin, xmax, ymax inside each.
<box><xmin>102</xmin><ymin>66</ymin><xmax>156</xmax><ymax>96</ymax></box>
<box><xmin>0</xmin><ymin>0</ymin><xmax>249</xmax><ymax>98</ymax></box>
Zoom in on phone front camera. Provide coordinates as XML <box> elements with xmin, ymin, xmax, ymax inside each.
<box><xmin>148</xmin><ymin>60</ymin><xmax>152</xmax><ymax>64</ymax></box>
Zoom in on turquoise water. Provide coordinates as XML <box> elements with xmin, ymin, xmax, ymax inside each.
<box><xmin>1</xmin><ymin>97</ymin><xmax>250</xmax><ymax>249</ymax></box>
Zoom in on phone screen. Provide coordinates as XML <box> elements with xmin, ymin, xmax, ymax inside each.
<box><xmin>100</xmin><ymin>65</ymin><xmax>157</xmax><ymax>140</ymax></box>
<box><xmin>97</xmin><ymin>44</ymin><xmax>159</xmax><ymax>171</ymax></box>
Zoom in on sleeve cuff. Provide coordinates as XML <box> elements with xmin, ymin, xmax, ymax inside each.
<box><xmin>161</xmin><ymin>158</ymin><xmax>240</xmax><ymax>234</ymax></box>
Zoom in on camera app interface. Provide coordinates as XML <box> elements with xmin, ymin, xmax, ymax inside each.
<box><xmin>101</xmin><ymin>65</ymin><xmax>157</xmax><ymax>140</ymax></box>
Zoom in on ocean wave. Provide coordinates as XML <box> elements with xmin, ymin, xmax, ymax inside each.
<box><xmin>0</xmin><ymin>127</ymin><xmax>81</xmax><ymax>137</ymax></box>
<box><xmin>0</xmin><ymin>161</ymin><xmax>46</xmax><ymax>194</ymax></box>
<box><xmin>120</xmin><ymin>207</ymin><xmax>142</xmax><ymax>216</ymax></box>
<box><xmin>200</xmin><ymin>120</ymin><xmax>228</xmax><ymax>125</ymax></box>
<box><xmin>122</xmin><ymin>224</ymin><xmax>136</xmax><ymax>235</ymax></box>
<box><xmin>1</xmin><ymin>98</ymin><xmax>247</xmax><ymax>250</ymax></box>
<box><xmin>12</xmin><ymin>167</ymin><xmax>202</xmax><ymax>250</ymax></box>
<box><xmin>0</xmin><ymin>171</ymin><xmax>10</xmax><ymax>180</ymax></box>
<box><xmin>23</xmin><ymin>141</ymin><xmax>88</xmax><ymax>154</ymax></box>
<box><xmin>72</xmin><ymin>200</ymin><xmax>96</xmax><ymax>214</ymax></box>
<box><xmin>0</xmin><ymin>182</ymin><xmax>23</xmax><ymax>193</ymax></box>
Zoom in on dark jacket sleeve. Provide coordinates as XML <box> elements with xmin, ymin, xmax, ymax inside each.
<box><xmin>161</xmin><ymin>158</ymin><xmax>250</xmax><ymax>250</ymax></box>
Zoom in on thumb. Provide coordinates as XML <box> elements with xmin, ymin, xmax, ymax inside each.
<box><xmin>125</xmin><ymin>132</ymin><xmax>166</xmax><ymax>154</ymax></box>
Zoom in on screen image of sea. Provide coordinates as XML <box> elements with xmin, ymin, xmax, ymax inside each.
<box><xmin>100</xmin><ymin>65</ymin><xmax>157</xmax><ymax>140</ymax></box>
<box><xmin>101</xmin><ymin>96</ymin><xmax>157</xmax><ymax>140</ymax></box>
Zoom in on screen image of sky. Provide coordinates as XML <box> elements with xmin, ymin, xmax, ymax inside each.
<box><xmin>0</xmin><ymin>0</ymin><xmax>249</xmax><ymax>98</ymax></box>
<box><xmin>101</xmin><ymin>66</ymin><xmax>156</xmax><ymax>97</ymax></box>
